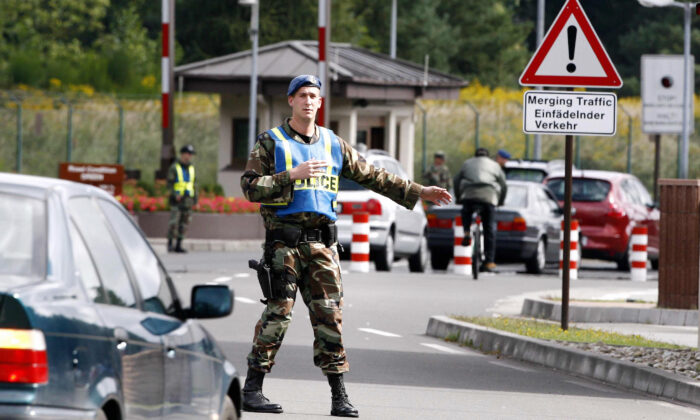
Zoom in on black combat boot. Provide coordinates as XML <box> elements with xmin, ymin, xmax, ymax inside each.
<box><xmin>167</xmin><ymin>238</ymin><xmax>174</xmax><ymax>252</ymax></box>
<box><xmin>174</xmin><ymin>238</ymin><xmax>187</xmax><ymax>253</ymax></box>
<box><xmin>242</xmin><ymin>368</ymin><xmax>283</xmax><ymax>413</ymax></box>
<box><xmin>328</xmin><ymin>374</ymin><xmax>359</xmax><ymax>417</ymax></box>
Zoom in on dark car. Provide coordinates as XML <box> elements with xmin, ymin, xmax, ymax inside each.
<box><xmin>427</xmin><ymin>180</ymin><xmax>563</xmax><ymax>273</ymax></box>
<box><xmin>0</xmin><ymin>173</ymin><xmax>241</xmax><ymax>419</ymax></box>
<box><xmin>545</xmin><ymin>170</ymin><xmax>659</xmax><ymax>270</ymax></box>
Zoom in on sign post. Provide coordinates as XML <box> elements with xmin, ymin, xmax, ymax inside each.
<box><xmin>519</xmin><ymin>0</ymin><xmax>622</xmax><ymax>330</ymax></box>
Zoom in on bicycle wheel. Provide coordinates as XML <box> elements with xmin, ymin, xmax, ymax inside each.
<box><xmin>472</xmin><ymin>225</ymin><xmax>480</xmax><ymax>280</ymax></box>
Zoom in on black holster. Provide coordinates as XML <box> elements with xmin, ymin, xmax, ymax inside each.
<box><xmin>265</xmin><ymin>224</ymin><xmax>338</xmax><ymax>248</ymax></box>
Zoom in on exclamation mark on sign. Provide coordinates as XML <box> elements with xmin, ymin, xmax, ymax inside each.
<box><xmin>567</xmin><ymin>25</ymin><xmax>577</xmax><ymax>73</ymax></box>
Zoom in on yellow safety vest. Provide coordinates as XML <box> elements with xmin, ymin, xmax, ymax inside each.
<box><xmin>174</xmin><ymin>163</ymin><xmax>195</xmax><ymax>196</ymax></box>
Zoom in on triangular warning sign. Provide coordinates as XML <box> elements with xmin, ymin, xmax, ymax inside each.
<box><xmin>519</xmin><ymin>0</ymin><xmax>622</xmax><ymax>88</ymax></box>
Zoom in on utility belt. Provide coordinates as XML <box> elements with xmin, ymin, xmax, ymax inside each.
<box><xmin>249</xmin><ymin>224</ymin><xmax>340</xmax><ymax>304</ymax></box>
<box><xmin>265</xmin><ymin>224</ymin><xmax>338</xmax><ymax>248</ymax></box>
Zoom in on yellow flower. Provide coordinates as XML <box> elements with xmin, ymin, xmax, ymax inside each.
<box><xmin>141</xmin><ymin>75</ymin><xmax>156</xmax><ymax>89</ymax></box>
<box><xmin>49</xmin><ymin>78</ymin><xmax>62</xmax><ymax>89</ymax></box>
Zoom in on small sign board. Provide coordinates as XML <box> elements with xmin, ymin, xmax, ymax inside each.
<box><xmin>641</xmin><ymin>54</ymin><xmax>694</xmax><ymax>134</ymax></box>
<box><xmin>523</xmin><ymin>90</ymin><xmax>617</xmax><ymax>136</ymax></box>
<box><xmin>59</xmin><ymin>163</ymin><xmax>124</xmax><ymax>196</ymax></box>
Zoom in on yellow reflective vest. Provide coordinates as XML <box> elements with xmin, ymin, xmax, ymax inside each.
<box><xmin>174</xmin><ymin>163</ymin><xmax>195</xmax><ymax>196</ymax></box>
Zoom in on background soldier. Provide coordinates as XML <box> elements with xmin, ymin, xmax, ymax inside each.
<box><xmin>241</xmin><ymin>75</ymin><xmax>451</xmax><ymax>417</ymax></box>
<box><xmin>166</xmin><ymin>144</ymin><xmax>197</xmax><ymax>253</ymax></box>
<box><xmin>422</xmin><ymin>150</ymin><xmax>452</xmax><ymax>191</ymax></box>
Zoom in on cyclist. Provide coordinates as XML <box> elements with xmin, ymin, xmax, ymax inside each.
<box><xmin>453</xmin><ymin>148</ymin><xmax>508</xmax><ymax>273</ymax></box>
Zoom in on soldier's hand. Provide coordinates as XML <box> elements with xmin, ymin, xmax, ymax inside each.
<box><xmin>420</xmin><ymin>186</ymin><xmax>452</xmax><ymax>206</ymax></box>
<box><xmin>290</xmin><ymin>158</ymin><xmax>329</xmax><ymax>180</ymax></box>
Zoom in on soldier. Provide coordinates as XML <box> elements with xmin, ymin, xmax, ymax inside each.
<box><xmin>166</xmin><ymin>144</ymin><xmax>197</xmax><ymax>253</ymax></box>
<box><xmin>240</xmin><ymin>75</ymin><xmax>451</xmax><ymax>417</ymax></box>
<box><xmin>422</xmin><ymin>150</ymin><xmax>453</xmax><ymax>191</ymax></box>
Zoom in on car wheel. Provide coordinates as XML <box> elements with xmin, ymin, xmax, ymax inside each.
<box><xmin>526</xmin><ymin>237</ymin><xmax>546</xmax><ymax>274</ymax></box>
<box><xmin>408</xmin><ymin>234</ymin><xmax>429</xmax><ymax>273</ymax></box>
<box><xmin>220</xmin><ymin>395</ymin><xmax>238</xmax><ymax>420</ymax></box>
<box><xmin>375</xmin><ymin>233</ymin><xmax>395</xmax><ymax>272</ymax></box>
<box><xmin>430</xmin><ymin>251</ymin><xmax>450</xmax><ymax>271</ymax></box>
<box><xmin>617</xmin><ymin>241</ymin><xmax>631</xmax><ymax>271</ymax></box>
<box><xmin>96</xmin><ymin>409</ymin><xmax>108</xmax><ymax>420</ymax></box>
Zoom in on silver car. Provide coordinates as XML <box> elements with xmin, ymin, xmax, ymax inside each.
<box><xmin>0</xmin><ymin>173</ymin><xmax>241</xmax><ymax>419</ymax></box>
<box><xmin>336</xmin><ymin>149</ymin><xmax>429</xmax><ymax>272</ymax></box>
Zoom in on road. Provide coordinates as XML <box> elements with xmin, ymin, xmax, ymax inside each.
<box><xmin>162</xmin><ymin>251</ymin><xmax>699</xmax><ymax>419</ymax></box>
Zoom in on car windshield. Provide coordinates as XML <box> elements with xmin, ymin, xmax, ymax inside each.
<box><xmin>505</xmin><ymin>168</ymin><xmax>546</xmax><ymax>183</ymax></box>
<box><xmin>503</xmin><ymin>185</ymin><xmax>528</xmax><ymax>208</ymax></box>
<box><xmin>339</xmin><ymin>177</ymin><xmax>366</xmax><ymax>191</ymax></box>
<box><xmin>547</xmin><ymin>178</ymin><xmax>611</xmax><ymax>202</ymax></box>
<box><xmin>0</xmin><ymin>193</ymin><xmax>46</xmax><ymax>280</ymax></box>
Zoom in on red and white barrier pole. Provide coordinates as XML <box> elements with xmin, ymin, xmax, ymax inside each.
<box><xmin>630</xmin><ymin>226</ymin><xmax>648</xmax><ymax>282</ymax></box>
<box><xmin>161</xmin><ymin>0</ymin><xmax>172</xmax><ymax>133</ymax></box>
<box><xmin>317</xmin><ymin>0</ymin><xmax>330</xmax><ymax>126</ymax></box>
<box><xmin>453</xmin><ymin>216</ymin><xmax>472</xmax><ymax>276</ymax></box>
<box><xmin>351</xmin><ymin>212</ymin><xmax>370</xmax><ymax>273</ymax></box>
<box><xmin>560</xmin><ymin>219</ymin><xmax>579</xmax><ymax>280</ymax></box>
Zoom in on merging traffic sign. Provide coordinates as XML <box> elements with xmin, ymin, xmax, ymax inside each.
<box><xmin>519</xmin><ymin>0</ymin><xmax>622</xmax><ymax>89</ymax></box>
<box><xmin>523</xmin><ymin>90</ymin><xmax>617</xmax><ymax>136</ymax></box>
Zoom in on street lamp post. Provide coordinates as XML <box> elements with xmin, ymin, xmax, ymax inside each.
<box><xmin>638</xmin><ymin>0</ymin><xmax>695</xmax><ymax>178</ymax></box>
<box><xmin>240</xmin><ymin>0</ymin><xmax>259</xmax><ymax>154</ymax></box>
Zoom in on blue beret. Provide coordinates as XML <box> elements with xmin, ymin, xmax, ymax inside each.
<box><xmin>497</xmin><ymin>149</ymin><xmax>511</xmax><ymax>159</ymax></box>
<box><xmin>287</xmin><ymin>75</ymin><xmax>322</xmax><ymax>96</ymax></box>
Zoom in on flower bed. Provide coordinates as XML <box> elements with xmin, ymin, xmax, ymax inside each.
<box><xmin>116</xmin><ymin>179</ymin><xmax>260</xmax><ymax>214</ymax></box>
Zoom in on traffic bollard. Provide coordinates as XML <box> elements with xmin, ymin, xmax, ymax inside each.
<box><xmin>351</xmin><ymin>212</ymin><xmax>370</xmax><ymax>273</ymax></box>
<box><xmin>453</xmin><ymin>216</ymin><xmax>472</xmax><ymax>277</ymax></box>
<box><xmin>630</xmin><ymin>226</ymin><xmax>648</xmax><ymax>282</ymax></box>
<box><xmin>560</xmin><ymin>219</ymin><xmax>580</xmax><ymax>280</ymax></box>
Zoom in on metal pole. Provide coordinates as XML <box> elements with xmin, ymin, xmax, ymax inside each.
<box><xmin>464</xmin><ymin>101</ymin><xmax>480</xmax><ymax>153</ymax></box>
<box><xmin>390</xmin><ymin>0</ymin><xmax>397</xmax><ymax>59</ymax></box>
<box><xmin>562</xmin><ymin>133</ymin><xmax>573</xmax><ymax>331</ymax></box>
<box><xmin>680</xmin><ymin>3</ymin><xmax>691</xmax><ymax>179</ymax></box>
<box><xmin>653</xmin><ymin>134</ymin><xmax>661</xmax><ymax>203</ymax></box>
<box><xmin>14</xmin><ymin>100</ymin><xmax>22</xmax><ymax>173</ymax></box>
<box><xmin>117</xmin><ymin>102</ymin><xmax>124</xmax><ymax>165</ymax></box>
<box><xmin>534</xmin><ymin>0</ymin><xmax>545</xmax><ymax>159</ymax></box>
<box><xmin>248</xmin><ymin>1</ymin><xmax>259</xmax><ymax>153</ymax></box>
<box><xmin>159</xmin><ymin>0</ymin><xmax>176</xmax><ymax>179</ymax></box>
<box><xmin>416</xmin><ymin>101</ymin><xmax>428</xmax><ymax>176</ymax></box>
<box><xmin>620</xmin><ymin>105</ymin><xmax>632</xmax><ymax>173</ymax></box>
<box><xmin>66</xmin><ymin>101</ymin><xmax>73</xmax><ymax>163</ymax></box>
<box><xmin>525</xmin><ymin>134</ymin><xmax>530</xmax><ymax>159</ymax></box>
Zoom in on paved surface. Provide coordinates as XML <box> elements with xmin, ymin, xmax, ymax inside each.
<box><xmin>160</xmin><ymin>249</ymin><xmax>700</xmax><ymax>419</ymax></box>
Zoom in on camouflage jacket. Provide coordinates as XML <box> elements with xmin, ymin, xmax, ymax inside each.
<box><xmin>422</xmin><ymin>164</ymin><xmax>452</xmax><ymax>190</ymax></box>
<box><xmin>241</xmin><ymin>119</ymin><xmax>424</xmax><ymax>230</ymax></box>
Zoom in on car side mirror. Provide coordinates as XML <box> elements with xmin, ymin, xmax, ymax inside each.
<box><xmin>189</xmin><ymin>285</ymin><xmax>233</xmax><ymax>319</ymax></box>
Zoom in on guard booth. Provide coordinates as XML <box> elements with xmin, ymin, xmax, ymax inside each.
<box><xmin>175</xmin><ymin>40</ymin><xmax>466</xmax><ymax>196</ymax></box>
<box><xmin>658</xmin><ymin>179</ymin><xmax>700</xmax><ymax>309</ymax></box>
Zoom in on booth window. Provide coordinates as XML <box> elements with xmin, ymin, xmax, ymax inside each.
<box><xmin>231</xmin><ymin>118</ymin><xmax>257</xmax><ymax>170</ymax></box>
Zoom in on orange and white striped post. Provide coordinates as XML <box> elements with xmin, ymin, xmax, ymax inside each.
<box><xmin>560</xmin><ymin>219</ymin><xmax>580</xmax><ymax>280</ymax></box>
<box><xmin>630</xmin><ymin>226</ymin><xmax>648</xmax><ymax>282</ymax></box>
<box><xmin>453</xmin><ymin>216</ymin><xmax>472</xmax><ymax>276</ymax></box>
<box><xmin>351</xmin><ymin>212</ymin><xmax>370</xmax><ymax>273</ymax></box>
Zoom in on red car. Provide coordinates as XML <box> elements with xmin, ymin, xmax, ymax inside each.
<box><xmin>545</xmin><ymin>170</ymin><xmax>659</xmax><ymax>270</ymax></box>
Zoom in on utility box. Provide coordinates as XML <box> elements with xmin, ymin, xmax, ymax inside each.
<box><xmin>658</xmin><ymin>179</ymin><xmax>700</xmax><ymax>309</ymax></box>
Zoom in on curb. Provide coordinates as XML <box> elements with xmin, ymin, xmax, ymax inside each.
<box><xmin>148</xmin><ymin>238</ymin><xmax>262</xmax><ymax>254</ymax></box>
<box><xmin>426</xmin><ymin>315</ymin><xmax>700</xmax><ymax>407</ymax></box>
<box><xmin>521</xmin><ymin>298</ymin><xmax>699</xmax><ymax>327</ymax></box>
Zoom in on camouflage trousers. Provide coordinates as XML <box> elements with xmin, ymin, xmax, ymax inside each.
<box><xmin>247</xmin><ymin>241</ymin><xmax>348</xmax><ymax>375</ymax></box>
<box><xmin>167</xmin><ymin>205</ymin><xmax>192</xmax><ymax>240</ymax></box>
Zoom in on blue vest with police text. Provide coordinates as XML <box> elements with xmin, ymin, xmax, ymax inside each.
<box><xmin>262</xmin><ymin>125</ymin><xmax>343</xmax><ymax>221</ymax></box>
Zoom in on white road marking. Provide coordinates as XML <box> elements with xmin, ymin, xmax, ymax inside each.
<box><xmin>234</xmin><ymin>273</ymin><xmax>251</xmax><ymax>278</ymax></box>
<box><xmin>213</xmin><ymin>276</ymin><xmax>232</xmax><ymax>283</ymax></box>
<box><xmin>358</xmin><ymin>328</ymin><xmax>402</xmax><ymax>338</ymax></box>
<box><xmin>235</xmin><ymin>297</ymin><xmax>257</xmax><ymax>304</ymax></box>
<box><xmin>489</xmin><ymin>359</ymin><xmax>534</xmax><ymax>373</ymax></box>
<box><xmin>420</xmin><ymin>343</ymin><xmax>467</xmax><ymax>355</ymax></box>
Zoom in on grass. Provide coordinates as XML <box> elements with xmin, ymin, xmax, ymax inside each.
<box><xmin>452</xmin><ymin>316</ymin><xmax>689</xmax><ymax>350</ymax></box>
